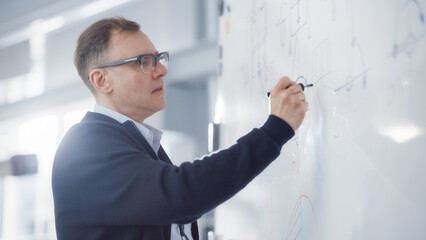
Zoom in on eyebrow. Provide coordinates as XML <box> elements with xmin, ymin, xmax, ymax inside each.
<box><xmin>136</xmin><ymin>51</ymin><xmax>158</xmax><ymax>56</ymax></box>
<box><xmin>135</xmin><ymin>50</ymin><xmax>158</xmax><ymax>56</ymax></box>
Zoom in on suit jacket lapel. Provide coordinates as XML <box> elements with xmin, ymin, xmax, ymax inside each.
<box><xmin>158</xmin><ymin>146</ymin><xmax>173</xmax><ymax>165</ymax></box>
<box><xmin>123</xmin><ymin>120</ymin><xmax>173</xmax><ymax>165</ymax></box>
<box><xmin>137</xmin><ymin>133</ymin><xmax>172</xmax><ymax>165</ymax></box>
<box><xmin>123</xmin><ymin>121</ymin><xmax>159</xmax><ymax>160</ymax></box>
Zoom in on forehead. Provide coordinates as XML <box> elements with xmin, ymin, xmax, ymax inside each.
<box><xmin>108</xmin><ymin>30</ymin><xmax>157</xmax><ymax>59</ymax></box>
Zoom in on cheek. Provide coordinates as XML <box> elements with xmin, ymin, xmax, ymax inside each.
<box><xmin>112</xmin><ymin>72</ymin><xmax>151</xmax><ymax>102</ymax></box>
<box><xmin>118</xmin><ymin>74</ymin><xmax>145</xmax><ymax>92</ymax></box>
<box><xmin>127</xmin><ymin>79</ymin><xmax>153</xmax><ymax>104</ymax></box>
<box><xmin>132</xmin><ymin>79</ymin><xmax>151</xmax><ymax>96</ymax></box>
<box><xmin>112</xmin><ymin>80</ymin><xmax>137</xmax><ymax>103</ymax></box>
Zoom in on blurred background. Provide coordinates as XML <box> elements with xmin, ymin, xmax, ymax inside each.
<box><xmin>0</xmin><ymin>0</ymin><xmax>219</xmax><ymax>239</ymax></box>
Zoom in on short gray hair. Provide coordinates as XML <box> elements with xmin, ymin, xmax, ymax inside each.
<box><xmin>74</xmin><ymin>17</ymin><xmax>140</xmax><ymax>93</ymax></box>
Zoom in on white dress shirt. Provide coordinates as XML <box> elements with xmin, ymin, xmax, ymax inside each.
<box><xmin>93</xmin><ymin>105</ymin><xmax>193</xmax><ymax>240</ymax></box>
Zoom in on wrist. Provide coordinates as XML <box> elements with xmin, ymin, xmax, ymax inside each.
<box><xmin>260</xmin><ymin>115</ymin><xmax>295</xmax><ymax>147</ymax></box>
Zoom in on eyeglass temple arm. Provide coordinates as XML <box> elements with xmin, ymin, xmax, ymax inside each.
<box><xmin>96</xmin><ymin>57</ymin><xmax>139</xmax><ymax>69</ymax></box>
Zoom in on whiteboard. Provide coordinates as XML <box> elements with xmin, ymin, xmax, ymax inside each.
<box><xmin>215</xmin><ymin>0</ymin><xmax>426</xmax><ymax>239</ymax></box>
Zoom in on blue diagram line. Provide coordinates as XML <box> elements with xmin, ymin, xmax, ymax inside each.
<box><xmin>294</xmin><ymin>226</ymin><xmax>302</xmax><ymax>240</ymax></box>
<box><xmin>332</xmin><ymin>67</ymin><xmax>372</xmax><ymax>93</ymax></box>
<box><xmin>410</xmin><ymin>0</ymin><xmax>425</xmax><ymax>24</ymax></box>
<box><xmin>288</xmin><ymin>206</ymin><xmax>302</xmax><ymax>238</ymax></box>
<box><xmin>391</xmin><ymin>30</ymin><xmax>426</xmax><ymax>57</ymax></box>
<box><xmin>291</xmin><ymin>0</ymin><xmax>307</xmax><ymax>37</ymax></box>
<box><xmin>296</xmin><ymin>75</ymin><xmax>307</xmax><ymax>84</ymax></box>
<box><xmin>355</xmin><ymin>42</ymin><xmax>367</xmax><ymax>88</ymax></box>
<box><xmin>289</xmin><ymin>212</ymin><xmax>302</xmax><ymax>240</ymax></box>
<box><xmin>297</xmin><ymin>0</ymin><xmax>301</xmax><ymax>24</ymax></box>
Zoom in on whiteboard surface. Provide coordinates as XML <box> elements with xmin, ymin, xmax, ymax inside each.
<box><xmin>216</xmin><ymin>0</ymin><xmax>426</xmax><ymax>239</ymax></box>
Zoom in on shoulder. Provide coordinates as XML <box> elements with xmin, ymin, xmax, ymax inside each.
<box><xmin>67</xmin><ymin>112</ymin><xmax>126</xmax><ymax>139</ymax></box>
<box><xmin>57</xmin><ymin>112</ymin><xmax>139</xmax><ymax>155</ymax></box>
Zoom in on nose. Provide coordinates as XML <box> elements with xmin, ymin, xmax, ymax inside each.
<box><xmin>152</xmin><ymin>61</ymin><xmax>168</xmax><ymax>79</ymax></box>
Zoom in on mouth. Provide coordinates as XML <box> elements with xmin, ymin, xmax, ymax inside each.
<box><xmin>152</xmin><ymin>85</ymin><xmax>164</xmax><ymax>94</ymax></box>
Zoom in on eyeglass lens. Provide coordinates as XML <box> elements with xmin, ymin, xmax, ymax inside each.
<box><xmin>159</xmin><ymin>54</ymin><xmax>168</xmax><ymax>69</ymax></box>
<box><xmin>140</xmin><ymin>53</ymin><xmax>168</xmax><ymax>73</ymax></box>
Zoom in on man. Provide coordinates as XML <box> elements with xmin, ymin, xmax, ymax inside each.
<box><xmin>52</xmin><ymin>17</ymin><xmax>308</xmax><ymax>240</ymax></box>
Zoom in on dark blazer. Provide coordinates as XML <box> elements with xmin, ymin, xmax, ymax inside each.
<box><xmin>52</xmin><ymin>112</ymin><xmax>294</xmax><ymax>239</ymax></box>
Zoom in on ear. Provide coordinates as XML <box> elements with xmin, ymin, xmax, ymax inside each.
<box><xmin>89</xmin><ymin>69</ymin><xmax>113</xmax><ymax>94</ymax></box>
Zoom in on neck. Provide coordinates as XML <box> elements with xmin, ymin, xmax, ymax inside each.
<box><xmin>95</xmin><ymin>97</ymin><xmax>151</xmax><ymax>123</ymax></box>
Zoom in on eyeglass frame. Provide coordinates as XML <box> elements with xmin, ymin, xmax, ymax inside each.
<box><xmin>94</xmin><ymin>51</ymin><xmax>169</xmax><ymax>73</ymax></box>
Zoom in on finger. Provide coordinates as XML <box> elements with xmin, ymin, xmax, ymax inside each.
<box><xmin>274</xmin><ymin>83</ymin><xmax>302</xmax><ymax>98</ymax></box>
<box><xmin>302</xmin><ymin>101</ymin><xmax>309</xmax><ymax>112</ymax></box>
<box><xmin>287</xmin><ymin>83</ymin><xmax>303</xmax><ymax>94</ymax></box>
<box><xmin>295</xmin><ymin>92</ymin><xmax>306</xmax><ymax>101</ymax></box>
<box><xmin>273</xmin><ymin>76</ymin><xmax>294</xmax><ymax>92</ymax></box>
<box><xmin>275</xmin><ymin>86</ymin><xmax>305</xmax><ymax>101</ymax></box>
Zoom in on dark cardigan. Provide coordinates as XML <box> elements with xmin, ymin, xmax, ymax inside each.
<box><xmin>52</xmin><ymin>112</ymin><xmax>294</xmax><ymax>240</ymax></box>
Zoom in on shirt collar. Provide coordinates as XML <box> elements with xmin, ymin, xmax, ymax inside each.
<box><xmin>93</xmin><ymin>104</ymin><xmax>163</xmax><ymax>154</ymax></box>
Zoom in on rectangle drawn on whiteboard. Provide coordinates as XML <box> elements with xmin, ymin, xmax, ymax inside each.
<box><xmin>312</xmin><ymin>39</ymin><xmax>330</xmax><ymax>82</ymax></box>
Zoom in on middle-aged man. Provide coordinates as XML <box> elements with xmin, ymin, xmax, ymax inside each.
<box><xmin>52</xmin><ymin>17</ymin><xmax>308</xmax><ymax>240</ymax></box>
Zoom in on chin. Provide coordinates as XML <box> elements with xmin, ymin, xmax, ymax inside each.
<box><xmin>157</xmin><ymin>101</ymin><xmax>167</xmax><ymax>111</ymax></box>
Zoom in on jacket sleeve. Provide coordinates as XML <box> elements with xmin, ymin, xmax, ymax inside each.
<box><xmin>52</xmin><ymin>115</ymin><xmax>294</xmax><ymax>226</ymax></box>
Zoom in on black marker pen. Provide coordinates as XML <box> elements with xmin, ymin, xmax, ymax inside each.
<box><xmin>267</xmin><ymin>83</ymin><xmax>313</xmax><ymax>97</ymax></box>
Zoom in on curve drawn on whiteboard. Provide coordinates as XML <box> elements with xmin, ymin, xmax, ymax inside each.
<box><xmin>333</xmin><ymin>38</ymin><xmax>371</xmax><ymax>94</ymax></box>
<box><xmin>296</xmin><ymin>75</ymin><xmax>307</xmax><ymax>86</ymax></box>
<box><xmin>286</xmin><ymin>194</ymin><xmax>320</xmax><ymax>240</ymax></box>
<box><xmin>410</xmin><ymin>0</ymin><xmax>424</xmax><ymax>24</ymax></box>
<box><xmin>392</xmin><ymin>0</ymin><xmax>426</xmax><ymax>57</ymax></box>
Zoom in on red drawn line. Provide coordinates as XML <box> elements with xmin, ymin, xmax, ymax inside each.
<box><xmin>286</xmin><ymin>194</ymin><xmax>320</xmax><ymax>240</ymax></box>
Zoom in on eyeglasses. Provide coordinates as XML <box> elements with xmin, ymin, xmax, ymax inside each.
<box><xmin>95</xmin><ymin>52</ymin><xmax>169</xmax><ymax>73</ymax></box>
